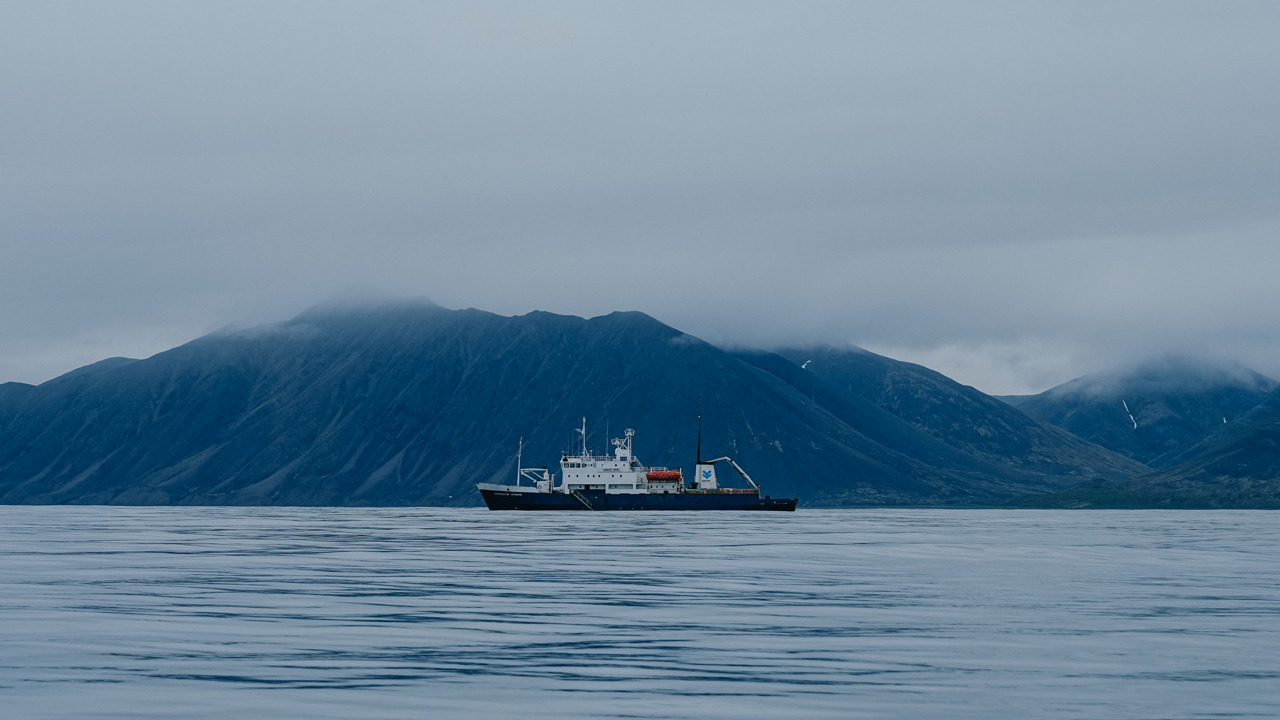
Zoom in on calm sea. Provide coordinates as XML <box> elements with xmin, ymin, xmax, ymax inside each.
<box><xmin>1</xmin><ymin>507</ymin><xmax>1277</xmax><ymax>719</ymax></box>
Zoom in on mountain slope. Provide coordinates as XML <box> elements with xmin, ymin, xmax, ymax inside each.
<box><xmin>753</xmin><ymin>347</ymin><xmax>1145</xmax><ymax>481</ymax></box>
<box><xmin>0</xmin><ymin>303</ymin><xmax>1145</xmax><ymax>507</ymax></box>
<box><xmin>1009</xmin><ymin>356</ymin><xmax>1277</xmax><ymax>465</ymax></box>
<box><xmin>1007</xmin><ymin>389</ymin><xmax>1280</xmax><ymax>509</ymax></box>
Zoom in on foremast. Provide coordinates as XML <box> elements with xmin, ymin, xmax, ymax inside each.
<box><xmin>513</xmin><ymin>436</ymin><xmax>554</xmax><ymax>491</ymax></box>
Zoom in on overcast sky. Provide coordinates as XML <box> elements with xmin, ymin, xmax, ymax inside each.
<box><xmin>3</xmin><ymin>2</ymin><xmax>1279</xmax><ymax>394</ymax></box>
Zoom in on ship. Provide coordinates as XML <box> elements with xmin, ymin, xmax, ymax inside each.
<box><xmin>476</xmin><ymin>418</ymin><xmax>797</xmax><ymax>511</ymax></box>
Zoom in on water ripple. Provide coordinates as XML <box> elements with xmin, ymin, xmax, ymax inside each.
<box><xmin>1</xmin><ymin>507</ymin><xmax>1279</xmax><ymax>719</ymax></box>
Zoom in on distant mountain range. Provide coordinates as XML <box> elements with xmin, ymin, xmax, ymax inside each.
<box><xmin>1006</xmin><ymin>388</ymin><xmax>1280</xmax><ymax>508</ymax></box>
<box><xmin>1</xmin><ymin>302</ymin><xmax>1276</xmax><ymax>508</ymax></box>
<box><xmin>1005</xmin><ymin>356</ymin><xmax>1278</xmax><ymax>464</ymax></box>
<box><xmin>1003</xmin><ymin>358</ymin><xmax>1280</xmax><ymax>508</ymax></box>
<box><xmin>0</xmin><ymin>301</ymin><xmax>1147</xmax><ymax>507</ymax></box>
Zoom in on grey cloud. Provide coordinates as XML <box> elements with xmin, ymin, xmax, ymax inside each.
<box><xmin>2</xmin><ymin>2</ymin><xmax>1279</xmax><ymax>391</ymax></box>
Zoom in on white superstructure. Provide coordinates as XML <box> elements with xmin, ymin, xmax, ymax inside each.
<box><xmin>535</xmin><ymin>418</ymin><xmax>688</xmax><ymax>495</ymax></box>
<box><xmin>477</xmin><ymin>418</ymin><xmax>761</xmax><ymax>499</ymax></box>
<box><xmin>482</xmin><ymin>419</ymin><xmax>688</xmax><ymax>496</ymax></box>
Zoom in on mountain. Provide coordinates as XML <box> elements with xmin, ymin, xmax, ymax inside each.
<box><xmin>0</xmin><ymin>381</ymin><xmax>36</xmax><ymax>427</ymax></box>
<box><xmin>0</xmin><ymin>302</ymin><xmax>1145</xmax><ymax>507</ymax></box>
<box><xmin>1007</xmin><ymin>356</ymin><xmax>1278</xmax><ymax>465</ymax></box>
<box><xmin>742</xmin><ymin>347</ymin><xmax>1145</xmax><ymax>490</ymax></box>
<box><xmin>1007</xmin><ymin>388</ymin><xmax>1280</xmax><ymax>509</ymax></box>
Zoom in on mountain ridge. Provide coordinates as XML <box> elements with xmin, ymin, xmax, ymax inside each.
<box><xmin>1009</xmin><ymin>387</ymin><xmax>1280</xmax><ymax>508</ymax></box>
<box><xmin>0</xmin><ymin>304</ymin><xmax>1144</xmax><ymax>507</ymax></box>
<box><xmin>1008</xmin><ymin>355</ymin><xmax>1277</xmax><ymax>465</ymax></box>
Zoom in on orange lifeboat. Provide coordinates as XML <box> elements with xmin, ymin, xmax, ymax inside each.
<box><xmin>646</xmin><ymin>470</ymin><xmax>683</xmax><ymax>482</ymax></box>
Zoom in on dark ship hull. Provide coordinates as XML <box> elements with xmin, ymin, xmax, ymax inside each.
<box><xmin>479</xmin><ymin>486</ymin><xmax>797</xmax><ymax>511</ymax></box>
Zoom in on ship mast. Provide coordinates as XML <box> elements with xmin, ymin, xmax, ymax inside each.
<box><xmin>696</xmin><ymin>414</ymin><xmax>703</xmax><ymax>464</ymax></box>
<box><xmin>515</xmin><ymin>436</ymin><xmax>523</xmax><ymax>486</ymax></box>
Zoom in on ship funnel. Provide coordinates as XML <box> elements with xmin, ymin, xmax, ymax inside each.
<box><xmin>694</xmin><ymin>462</ymin><xmax>718</xmax><ymax>490</ymax></box>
